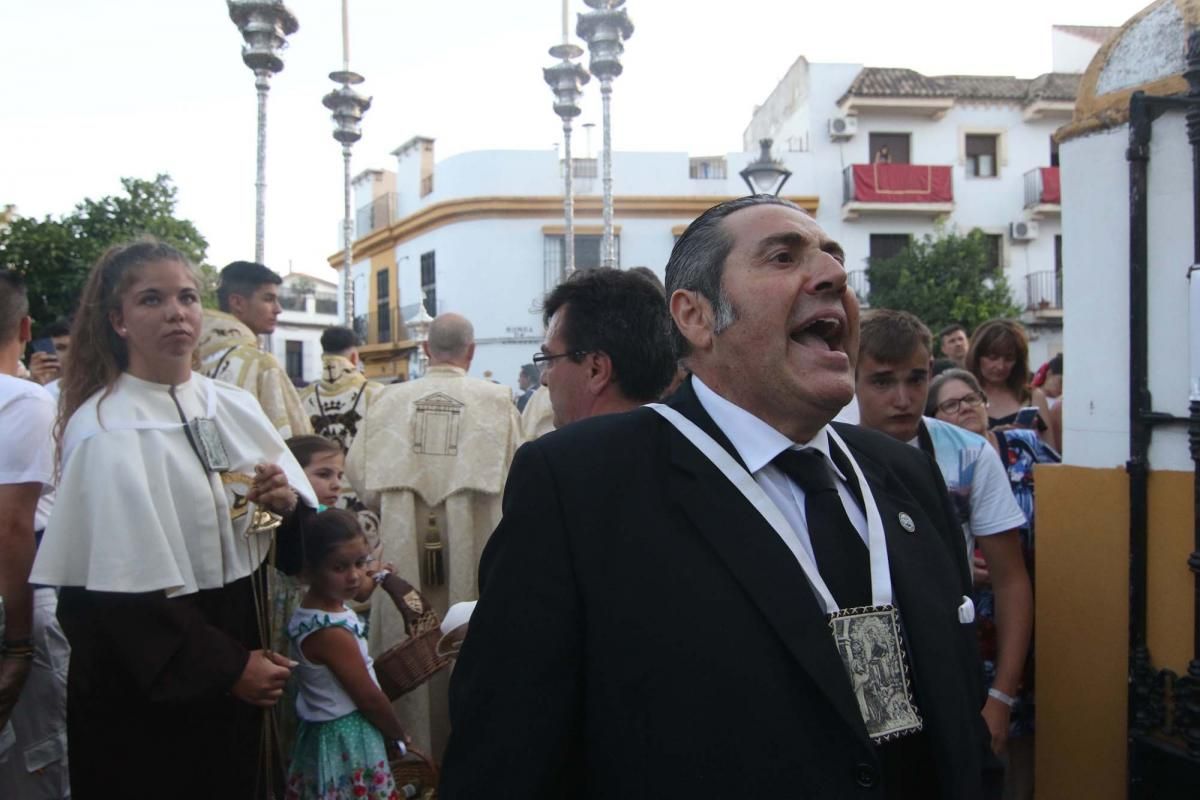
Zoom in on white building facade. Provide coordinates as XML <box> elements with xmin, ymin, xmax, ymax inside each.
<box><xmin>271</xmin><ymin>272</ymin><xmax>340</xmax><ymax>384</ymax></box>
<box><xmin>334</xmin><ymin>35</ymin><xmax>1109</xmax><ymax>384</ymax></box>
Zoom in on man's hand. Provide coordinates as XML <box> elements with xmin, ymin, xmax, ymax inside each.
<box><xmin>27</xmin><ymin>352</ymin><xmax>60</xmax><ymax>385</ymax></box>
<box><xmin>231</xmin><ymin>650</ymin><xmax>294</xmax><ymax>708</ymax></box>
<box><xmin>0</xmin><ymin>657</ymin><xmax>33</xmax><ymax>730</ymax></box>
<box><xmin>247</xmin><ymin>464</ymin><xmax>297</xmax><ymax>516</ymax></box>
<box><xmin>981</xmin><ymin>696</ymin><xmax>1011</xmax><ymax>755</ymax></box>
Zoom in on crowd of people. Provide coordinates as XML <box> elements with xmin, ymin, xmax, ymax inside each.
<box><xmin>0</xmin><ymin>195</ymin><xmax>1064</xmax><ymax>799</ymax></box>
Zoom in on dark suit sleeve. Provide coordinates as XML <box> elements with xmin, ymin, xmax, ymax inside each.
<box><xmin>440</xmin><ymin>440</ymin><xmax>584</xmax><ymax>799</ymax></box>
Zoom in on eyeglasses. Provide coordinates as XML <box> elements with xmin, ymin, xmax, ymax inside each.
<box><xmin>532</xmin><ymin>350</ymin><xmax>588</xmax><ymax>368</ymax></box>
<box><xmin>936</xmin><ymin>392</ymin><xmax>987</xmax><ymax>415</ymax></box>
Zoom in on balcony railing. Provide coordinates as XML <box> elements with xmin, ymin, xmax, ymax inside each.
<box><xmin>356</xmin><ymin>193</ymin><xmax>397</xmax><ymax>238</ymax></box>
<box><xmin>559</xmin><ymin>158</ymin><xmax>598</xmax><ymax>179</ymax></box>
<box><xmin>843</xmin><ymin>164</ymin><xmax>953</xmax><ymax>205</ymax></box>
<box><xmin>279</xmin><ymin>291</ymin><xmax>306</xmax><ymax>311</ymax></box>
<box><xmin>847</xmin><ymin>269</ymin><xmax>870</xmax><ymax>305</ymax></box>
<box><xmin>1023</xmin><ymin>167</ymin><xmax>1061</xmax><ymax>209</ymax></box>
<box><xmin>353</xmin><ymin>298</ymin><xmax>443</xmax><ymax>347</ymax></box>
<box><xmin>314</xmin><ymin>294</ymin><xmax>338</xmax><ymax>315</ymax></box>
<box><xmin>1025</xmin><ymin>270</ymin><xmax>1062</xmax><ymax>312</ymax></box>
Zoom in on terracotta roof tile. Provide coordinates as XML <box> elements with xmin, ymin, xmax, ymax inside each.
<box><xmin>1052</xmin><ymin>24</ymin><xmax>1119</xmax><ymax>44</ymax></box>
<box><xmin>839</xmin><ymin>67</ymin><xmax>1081</xmax><ymax>106</ymax></box>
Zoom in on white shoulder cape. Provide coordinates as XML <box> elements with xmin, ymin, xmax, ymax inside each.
<box><xmin>31</xmin><ymin>372</ymin><xmax>316</xmax><ymax>597</ymax></box>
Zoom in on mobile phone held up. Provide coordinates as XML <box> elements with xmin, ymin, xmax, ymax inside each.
<box><xmin>1014</xmin><ymin>406</ymin><xmax>1040</xmax><ymax>427</ymax></box>
<box><xmin>31</xmin><ymin>338</ymin><xmax>57</xmax><ymax>357</ymax></box>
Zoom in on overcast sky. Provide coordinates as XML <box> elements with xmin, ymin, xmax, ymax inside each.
<box><xmin>2</xmin><ymin>0</ymin><xmax>1146</xmax><ymax>281</ymax></box>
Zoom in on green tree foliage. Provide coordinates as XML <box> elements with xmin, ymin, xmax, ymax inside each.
<box><xmin>865</xmin><ymin>227</ymin><xmax>1020</xmax><ymax>345</ymax></box>
<box><xmin>0</xmin><ymin>175</ymin><xmax>211</xmax><ymax>326</ymax></box>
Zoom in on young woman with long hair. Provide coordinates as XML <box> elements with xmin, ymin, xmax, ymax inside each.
<box><xmin>31</xmin><ymin>238</ymin><xmax>318</xmax><ymax>798</ymax></box>
<box><xmin>965</xmin><ymin>319</ymin><xmax>1054</xmax><ymax>447</ymax></box>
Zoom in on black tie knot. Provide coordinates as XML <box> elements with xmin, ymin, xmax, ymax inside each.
<box><xmin>774</xmin><ymin>448</ymin><xmax>837</xmax><ymax>495</ymax></box>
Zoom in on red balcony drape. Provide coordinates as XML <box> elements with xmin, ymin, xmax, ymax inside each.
<box><xmin>851</xmin><ymin>164</ymin><xmax>952</xmax><ymax>203</ymax></box>
<box><xmin>1040</xmin><ymin>167</ymin><xmax>1061</xmax><ymax>204</ymax></box>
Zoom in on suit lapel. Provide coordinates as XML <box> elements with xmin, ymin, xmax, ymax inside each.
<box><xmin>664</xmin><ymin>383</ymin><xmax>873</xmax><ymax>747</ymax></box>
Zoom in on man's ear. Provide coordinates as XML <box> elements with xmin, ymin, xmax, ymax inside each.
<box><xmin>348</xmin><ymin>349</ymin><xmax>359</xmax><ymax>366</ymax></box>
<box><xmin>670</xmin><ymin>289</ymin><xmax>714</xmax><ymax>353</ymax></box>
<box><xmin>18</xmin><ymin>316</ymin><xmax>32</xmax><ymax>345</ymax></box>
<box><xmin>586</xmin><ymin>351</ymin><xmax>614</xmax><ymax>396</ymax></box>
<box><xmin>464</xmin><ymin>342</ymin><xmax>476</xmax><ymax>368</ymax></box>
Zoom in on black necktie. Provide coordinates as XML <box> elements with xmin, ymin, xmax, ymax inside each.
<box><xmin>772</xmin><ymin>448</ymin><xmax>871</xmax><ymax>609</ymax></box>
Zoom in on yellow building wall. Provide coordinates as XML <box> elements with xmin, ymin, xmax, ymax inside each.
<box><xmin>1035</xmin><ymin>464</ymin><xmax>1194</xmax><ymax>800</ymax></box>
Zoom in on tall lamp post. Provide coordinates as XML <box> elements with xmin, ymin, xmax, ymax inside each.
<box><xmin>543</xmin><ymin>37</ymin><xmax>589</xmax><ymax>281</ymax></box>
<box><xmin>577</xmin><ymin>0</ymin><xmax>633</xmax><ymax>269</ymax></box>
<box><xmin>739</xmin><ymin>138</ymin><xmax>792</xmax><ymax>196</ymax></box>
<box><xmin>323</xmin><ymin>0</ymin><xmax>371</xmax><ymax>328</ymax></box>
<box><xmin>228</xmin><ymin>0</ymin><xmax>299</xmax><ymax>264</ymax></box>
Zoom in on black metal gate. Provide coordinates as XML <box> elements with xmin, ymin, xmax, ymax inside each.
<box><xmin>1125</xmin><ymin>31</ymin><xmax>1200</xmax><ymax>800</ymax></box>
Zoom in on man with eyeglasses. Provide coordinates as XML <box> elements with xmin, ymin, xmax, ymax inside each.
<box><xmin>535</xmin><ymin>268</ymin><xmax>675</xmax><ymax>429</ymax></box>
<box><xmin>443</xmin><ymin>197</ymin><xmax>995</xmax><ymax>799</ymax></box>
<box><xmin>345</xmin><ymin>311</ymin><xmax>521</xmax><ymax>756</ymax></box>
<box><xmin>854</xmin><ymin>308</ymin><xmax>1031</xmax><ymax>764</ymax></box>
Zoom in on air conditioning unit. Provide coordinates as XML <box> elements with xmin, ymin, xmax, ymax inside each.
<box><xmin>1010</xmin><ymin>220</ymin><xmax>1039</xmax><ymax>241</ymax></box>
<box><xmin>828</xmin><ymin>115</ymin><xmax>857</xmax><ymax>140</ymax></box>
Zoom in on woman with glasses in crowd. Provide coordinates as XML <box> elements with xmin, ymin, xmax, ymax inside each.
<box><xmin>29</xmin><ymin>238</ymin><xmax>316</xmax><ymax>798</ymax></box>
<box><xmin>928</xmin><ymin>367</ymin><xmax>1059</xmax><ymax>800</ymax></box>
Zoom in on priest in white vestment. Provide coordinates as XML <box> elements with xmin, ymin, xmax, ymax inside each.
<box><xmin>347</xmin><ymin>313</ymin><xmax>521</xmax><ymax>756</ymax></box>
<box><xmin>196</xmin><ymin>261</ymin><xmax>311</xmax><ymax>439</ymax></box>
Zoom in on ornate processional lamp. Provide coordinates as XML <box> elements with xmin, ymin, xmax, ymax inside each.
<box><xmin>543</xmin><ymin>2</ymin><xmax>590</xmax><ymax>281</ymax></box>
<box><xmin>228</xmin><ymin>0</ymin><xmax>299</xmax><ymax>264</ymax></box>
<box><xmin>739</xmin><ymin>138</ymin><xmax>792</xmax><ymax>196</ymax></box>
<box><xmin>577</xmin><ymin>0</ymin><xmax>633</xmax><ymax>269</ymax></box>
<box><xmin>406</xmin><ymin>292</ymin><xmax>434</xmax><ymax>379</ymax></box>
<box><xmin>323</xmin><ymin>0</ymin><xmax>372</xmax><ymax>327</ymax></box>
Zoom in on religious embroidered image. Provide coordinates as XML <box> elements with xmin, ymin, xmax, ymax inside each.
<box><xmin>412</xmin><ymin>392</ymin><xmax>465</xmax><ymax>456</ymax></box>
<box><xmin>830</xmin><ymin>606</ymin><xmax>923</xmax><ymax>742</ymax></box>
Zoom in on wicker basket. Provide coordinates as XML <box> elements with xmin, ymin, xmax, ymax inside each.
<box><xmin>391</xmin><ymin>747</ymin><xmax>438</xmax><ymax>799</ymax></box>
<box><xmin>373</xmin><ymin>575</ymin><xmax>450</xmax><ymax>700</ymax></box>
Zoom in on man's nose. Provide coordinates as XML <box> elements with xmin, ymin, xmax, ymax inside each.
<box><xmin>803</xmin><ymin>252</ymin><xmax>849</xmax><ymax>295</ymax></box>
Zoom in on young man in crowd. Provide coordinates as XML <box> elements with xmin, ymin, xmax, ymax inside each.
<box><xmin>854</xmin><ymin>308</ymin><xmax>1031</xmax><ymax>758</ymax></box>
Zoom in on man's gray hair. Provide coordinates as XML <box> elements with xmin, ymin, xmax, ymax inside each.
<box><xmin>664</xmin><ymin>194</ymin><xmax>802</xmax><ymax>358</ymax></box>
<box><xmin>427</xmin><ymin>313</ymin><xmax>474</xmax><ymax>361</ymax></box>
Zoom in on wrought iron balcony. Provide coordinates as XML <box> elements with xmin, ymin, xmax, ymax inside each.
<box><xmin>559</xmin><ymin>158</ymin><xmax>599</xmax><ymax>179</ymax></box>
<box><xmin>1025</xmin><ymin>270</ymin><xmax>1062</xmax><ymax>313</ymax></box>
<box><xmin>847</xmin><ymin>269</ymin><xmax>870</xmax><ymax>305</ymax></box>
<box><xmin>1023</xmin><ymin>167</ymin><xmax>1061</xmax><ymax>216</ymax></box>
<box><xmin>842</xmin><ymin>164</ymin><xmax>953</xmax><ymax>220</ymax></box>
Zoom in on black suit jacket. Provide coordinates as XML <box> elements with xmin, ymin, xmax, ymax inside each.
<box><xmin>441</xmin><ymin>380</ymin><xmax>989</xmax><ymax>799</ymax></box>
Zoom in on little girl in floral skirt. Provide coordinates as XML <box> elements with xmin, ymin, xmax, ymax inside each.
<box><xmin>283</xmin><ymin>508</ymin><xmax>408</xmax><ymax>800</ymax></box>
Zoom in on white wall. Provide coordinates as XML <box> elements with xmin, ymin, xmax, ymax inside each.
<box><xmin>1051</xmin><ymin>29</ymin><xmax>1106</xmax><ymax>73</ymax></box>
<box><xmin>1059</xmin><ymin>113</ymin><xmax>1192</xmax><ymax>471</ymax></box>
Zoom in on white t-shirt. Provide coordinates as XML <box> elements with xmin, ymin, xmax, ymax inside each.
<box><xmin>0</xmin><ymin>374</ymin><xmax>55</xmax><ymax>530</ymax></box>
<box><xmin>916</xmin><ymin>417</ymin><xmax>1025</xmax><ymax>550</ymax></box>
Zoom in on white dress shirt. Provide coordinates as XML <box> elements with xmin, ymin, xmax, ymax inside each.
<box><xmin>692</xmin><ymin>377</ymin><xmax>869</xmax><ymax>570</ymax></box>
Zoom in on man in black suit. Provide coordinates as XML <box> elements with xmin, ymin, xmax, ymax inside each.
<box><xmin>440</xmin><ymin>196</ymin><xmax>991</xmax><ymax>798</ymax></box>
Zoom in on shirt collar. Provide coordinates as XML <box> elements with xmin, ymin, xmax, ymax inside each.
<box><xmin>691</xmin><ymin>375</ymin><xmax>845</xmax><ymax>479</ymax></box>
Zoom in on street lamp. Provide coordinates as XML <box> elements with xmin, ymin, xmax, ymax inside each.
<box><xmin>228</xmin><ymin>0</ymin><xmax>299</xmax><ymax>264</ymax></box>
<box><xmin>323</xmin><ymin>0</ymin><xmax>372</xmax><ymax>327</ymax></box>
<box><xmin>577</xmin><ymin>0</ymin><xmax>633</xmax><ymax>269</ymax></box>
<box><xmin>543</xmin><ymin>42</ymin><xmax>589</xmax><ymax>280</ymax></box>
<box><xmin>739</xmin><ymin>138</ymin><xmax>792</xmax><ymax>197</ymax></box>
<box><xmin>406</xmin><ymin>292</ymin><xmax>434</xmax><ymax>379</ymax></box>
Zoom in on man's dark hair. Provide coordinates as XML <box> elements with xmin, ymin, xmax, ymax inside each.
<box><xmin>520</xmin><ymin>363</ymin><xmax>539</xmax><ymax>384</ymax></box>
<box><xmin>938</xmin><ymin>322</ymin><xmax>967</xmax><ymax>341</ymax></box>
<box><xmin>664</xmin><ymin>194</ymin><xmax>802</xmax><ymax>358</ymax></box>
<box><xmin>0</xmin><ymin>270</ymin><xmax>29</xmax><ymax>344</ymax></box>
<box><xmin>217</xmin><ymin>261</ymin><xmax>281</xmax><ymax>312</ymax></box>
<box><xmin>542</xmin><ymin>268</ymin><xmax>675</xmax><ymax>403</ymax></box>
<box><xmin>321</xmin><ymin>326</ymin><xmax>358</xmax><ymax>354</ymax></box>
<box><xmin>39</xmin><ymin>317</ymin><xmax>72</xmax><ymax>339</ymax></box>
<box><xmin>1048</xmin><ymin>352</ymin><xmax>1062</xmax><ymax>375</ymax></box>
<box><xmin>858</xmin><ymin>309</ymin><xmax>933</xmax><ymax>366</ymax></box>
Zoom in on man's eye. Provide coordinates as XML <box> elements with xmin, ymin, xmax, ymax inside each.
<box><xmin>770</xmin><ymin>251</ymin><xmax>793</xmax><ymax>263</ymax></box>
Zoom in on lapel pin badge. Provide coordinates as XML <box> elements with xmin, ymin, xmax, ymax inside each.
<box><xmin>898</xmin><ymin>512</ymin><xmax>916</xmax><ymax>533</ymax></box>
